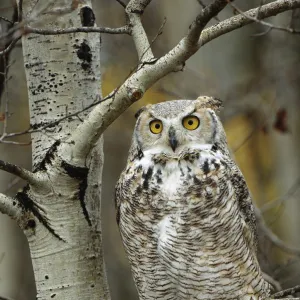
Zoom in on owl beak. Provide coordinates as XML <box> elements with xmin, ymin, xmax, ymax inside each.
<box><xmin>168</xmin><ymin>127</ymin><xmax>178</xmax><ymax>152</ymax></box>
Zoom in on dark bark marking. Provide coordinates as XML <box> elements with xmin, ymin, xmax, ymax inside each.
<box><xmin>75</xmin><ymin>40</ymin><xmax>92</xmax><ymax>71</ymax></box>
<box><xmin>16</xmin><ymin>185</ymin><xmax>63</xmax><ymax>241</ymax></box>
<box><xmin>34</xmin><ymin>140</ymin><xmax>61</xmax><ymax>172</ymax></box>
<box><xmin>80</xmin><ymin>6</ymin><xmax>95</xmax><ymax>27</ymax></box>
<box><xmin>61</xmin><ymin>161</ymin><xmax>91</xmax><ymax>226</ymax></box>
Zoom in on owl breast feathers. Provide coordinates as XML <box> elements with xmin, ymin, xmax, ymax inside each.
<box><xmin>115</xmin><ymin>97</ymin><xmax>270</xmax><ymax>300</ymax></box>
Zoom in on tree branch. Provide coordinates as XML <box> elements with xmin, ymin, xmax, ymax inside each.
<box><xmin>125</xmin><ymin>0</ymin><xmax>154</xmax><ymax>61</ymax></box>
<box><xmin>0</xmin><ymin>193</ymin><xmax>23</xmax><ymax>220</ymax></box>
<box><xmin>0</xmin><ymin>159</ymin><xmax>40</xmax><ymax>186</ymax></box>
<box><xmin>255</xmin><ymin>207</ymin><xmax>300</xmax><ymax>256</ymax></box>
<box><xmin>116</xmin><ymin>0</ymin><xmax>127</xmax><ymax>8</ymax></box>
<box><xmin>24</xmin><ymin>24</ymin><xmax>131</xmax><ymax>35</ymax></box>
<box><xmin>273</xmin><ymin>285</ymin><xmax>300</xmax><ymax>299</ymax></box>
<box><xmin>228</xmin><ymin>1</ymin><xmax>300</xmax><ymax>34</ymax></box>
<box><xmin>196</xmin><ymin>0</ymin><xmax>221</xmax><ymax>22</ymax></box>
<box><xmin>200</xmin><ymin>0</ymin><xmax>300</xmax><ymax>46</ymax></box>
<box><xmin>0</xmin><ymin>37</ymin><xmax>21</xmax><ymax>57</ymax></box>
<box><xmin>260</xmin><ymin>177</ymin><xmax>300</xmax><ymax>213</ymax></box>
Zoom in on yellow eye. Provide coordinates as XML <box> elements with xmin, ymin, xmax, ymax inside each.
<box><xmin>182</xmin><ymin>116</ymin><xmax>200</xmax><ymax>130</ymax></box>
<box><xmin>149</xmin><ymin>120</ymin><xmax>163</xmax><ymax>134</ymax></box>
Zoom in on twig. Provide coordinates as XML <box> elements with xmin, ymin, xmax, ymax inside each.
<box><xmin>273</xmin><ymin>285</ymin><xmax>300</xmax><ymax>299</ymax></box>
<box><xmin>24</xmin><ymin>25</ymin><xmax>131</xmax><ymax>35</ymax></box>
<box><xmin>1</xmin><ymin>91</ymin><xmax>117</xmax><ymax>141</ymax></box>
<box><xmin>0</xmin><ymin>16</ymin><xmax>13</xmax><ymax>24</ymax></box>
<box><xmin>0</xmin><ymin>36</ymin><xmax>21</xmax><ymax>56</ymax></box>
<box><xmin>138</xmin><ymin>17</ymin><xmax>166</xmax><ymax>67</ymax></box>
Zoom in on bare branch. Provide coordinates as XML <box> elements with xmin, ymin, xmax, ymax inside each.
<box><xmin>263</xmin><ymin>272</ymin><xmax>282</xmax><ymax>292</ymax></box>
<box><xmin>196</xmin><ymin>0</ymin><xmax>221</xmax><ymax>22</ymax></box>
<box><xmin>0</xmin><ymin>159</ymin><xmax>40</xmax><ymax>186</ymax></box>
<box><xmin>24</xmin><ymin>24</ymin><xmax>131</xmax><ymax>35</ymax></box>
<box><xmin>200</xmin><ymin>0</ymin><xmax>300</xmax><ymax>46</ymax></box>
<box><xmin>0</xmin><ymin>16</ymin><xmax>14</xmax><ymax>25</ymax></box>
<box><xmin>126</xmin><ymin>0</ymin><xmax>155</xmax><ymax>61</ymax></box>
<box><xmin>260</xmin><ymin>177</ymin><xmax>300</xmax><ymax>213</ymax></box>
<box><xmin>0</xmin><ymin>193</ymin><xmax>23</xmax><ymax>220</ymax></box>
<box><xmin>273</xmin><ymin>285</ymin><xmax>300</xmax><ymax>299</ymax></box>
<box><xmin>187</xmin><ymin>0</ymin><xmax>227</xmax><ymax>47</ymax></box>
<box><xmin>256</xmin><ymin>207</ymin><xmax>300</xmax><ymax>256</ymax></box>
<box><xmin>228</xmin><ymin>1</ymin><xmax>300</xmax><ymax>34</ymax></box>
<box><xmin>0</xmin><ymin>36</ymin><xmax>20</xmax><ymax>57</ymax></box>
<box><xmin>116</xmin><ymin>0</ymin><xmax>127</xmax><ymax>8</ymax></box>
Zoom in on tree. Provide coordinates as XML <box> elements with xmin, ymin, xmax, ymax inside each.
<box><xmin>0</xmin><ymin>0</ymin><xmax>300</xmax><ymax>299</ymax></box>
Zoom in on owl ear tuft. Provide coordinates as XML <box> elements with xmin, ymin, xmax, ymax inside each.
<box><xmin>134</xmin><ymin>107</ymin><xmax>146</xmax><ymax>119</ymax></box>
<box><xmin>195</xmin><ymin>96</ymin><xmax>223</xmax><ymax>113</ymax></box>
<box><xmin>134</xmin><ymin>105</ymin><xmax>151</xmax><ymax>119</ymax></box>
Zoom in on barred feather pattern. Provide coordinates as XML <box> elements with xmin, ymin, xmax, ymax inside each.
<box><xmin>115</xmin><ymin>99</ymin><xmax>270</xmax><ymax>300</ymax></box>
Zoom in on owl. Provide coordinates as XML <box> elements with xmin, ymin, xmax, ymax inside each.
<box><xmin>115</xmin><ymin>97</ymin><xmax>270</xmax><ymax>300</ymax></box>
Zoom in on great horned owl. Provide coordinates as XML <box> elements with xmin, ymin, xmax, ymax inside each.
<box><xmin>115</xmin><ymin>97</ymin><xmax>270</xmax><ymax>300</ymax></box>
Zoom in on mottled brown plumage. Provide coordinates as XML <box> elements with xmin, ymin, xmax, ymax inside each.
<box><xmin>115</xmin><ymin>97</ymin><xmax>270</xmax><ymax>300</ymax></box>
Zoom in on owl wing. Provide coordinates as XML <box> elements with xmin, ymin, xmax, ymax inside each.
<box><xmin>227</xmin><ymin>160</ymin><xmax>258</xmax><ymax>251</ymax></box>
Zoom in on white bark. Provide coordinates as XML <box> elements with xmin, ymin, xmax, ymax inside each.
<box><xmin>16</xmin><ymin>0</ymin><xmax>110</xmax><ymax>299</ymax></box>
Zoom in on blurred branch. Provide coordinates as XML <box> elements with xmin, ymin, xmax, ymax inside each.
<box><xmin>0</xmin><ymin>159</ymin><xmax>40</xmax><ymax>186</ymax></box>
<box><xmin>0</xmin><ymin>16</ymin><xmax>13</xmax><ymax>24</ymax></box>
<box><xmin>263</xmin><ymin>272</ymin><xmax>282</xmax><ymax>292</ymax></box>
<box><xmin>228</xmin><ymin>1</ymin><xmax>300</xmax><ymax>34</ymax></box>
<box><xmin>273</xmin><ymin>285</ymin><xmax>300</xmax><ymax>299</ymax></box>
<box><xmin>256</xmin><ymin>207</ymin><xmax>300</xmax><ymax>256</ymax></box>
<box><xmin>260</xmin><ymin>177</ymin><xmax>300</xmax><ymax>213</ymax></box>
<box><xmin>0</xmin><ymin>36</ymin><xmax>20</xmax><ymax>56</ymax></box>
<box><xmin>200</xmin><ymin>0</ymin><xmax>300</xmax><ymax>46</ymax></box>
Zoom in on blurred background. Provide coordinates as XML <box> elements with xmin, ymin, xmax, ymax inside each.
<box><xmin>0</xmin><ymin>0</ymin><xmax>300</xmax><ymax>299</ymax></box>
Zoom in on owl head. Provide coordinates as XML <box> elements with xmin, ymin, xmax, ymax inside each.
<box><xmin>132</xmin><ymin>96</ymin><xmax>229</xmax><ymax>157</ymax></box>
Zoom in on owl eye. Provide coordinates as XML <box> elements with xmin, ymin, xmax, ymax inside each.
<box><xmin>149</xmin><ymin>120</ymin><xmax>163</xmax><ymax>134</ymax></box>
<box><xmin>182</xmin><ymin>116</ymin><xmax>200</xmax><ymax>130</ymax></box>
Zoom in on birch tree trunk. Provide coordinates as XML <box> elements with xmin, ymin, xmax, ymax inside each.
<box><xmin>18</xmin><ymin>0</ymin><xmax>110</xmax><ymax>299</ymax></box>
